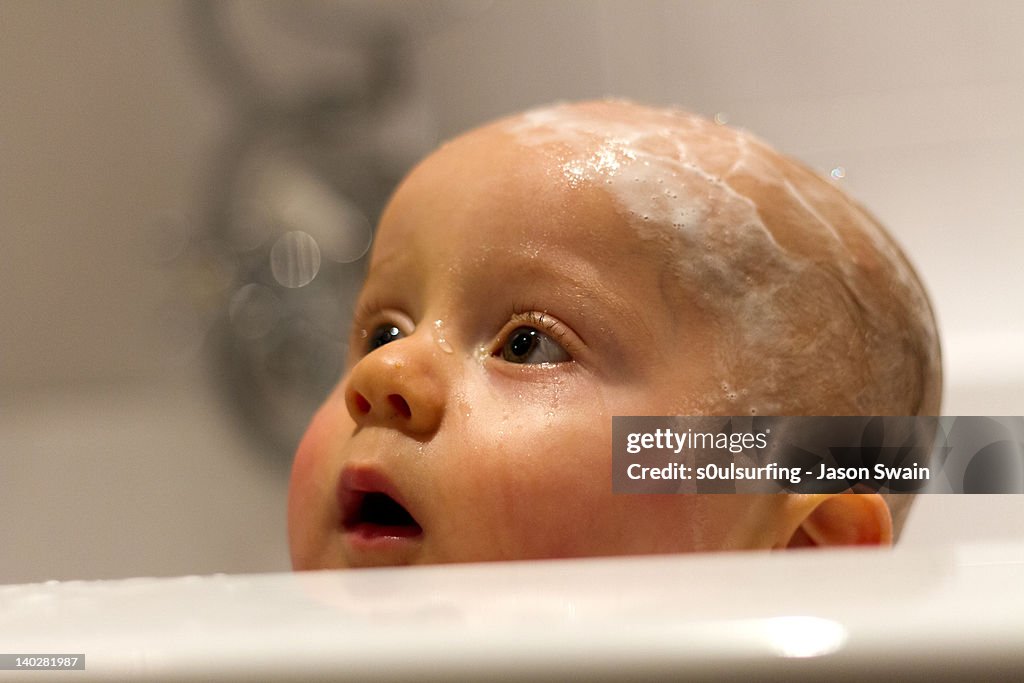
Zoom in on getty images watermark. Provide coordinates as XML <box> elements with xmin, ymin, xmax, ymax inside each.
<box><xmin>612</xmin><ymin>416</ymin><xmax>1024</xmax><ymax>494</ymax></box>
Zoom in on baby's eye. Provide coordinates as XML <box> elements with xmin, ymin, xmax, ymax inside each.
<box><xmin>368</xmin><ymin>324</ymin><xmax>403</xmax><ymax>352</ymax></box>
<box><xmin>500</xmin><ymin>326</ymin><xmax>571</xmax><ymax>364</ymax></box>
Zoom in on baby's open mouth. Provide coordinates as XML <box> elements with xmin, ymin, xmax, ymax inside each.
<box><xmin>339</xmin><ymin>466</ymin><xmax>423</xmax><ymax>540</ymax></box>
<box><xmin>341</xmin><ymin>489</ymin><xmax>423</xmax><ymax>539</ymax></box>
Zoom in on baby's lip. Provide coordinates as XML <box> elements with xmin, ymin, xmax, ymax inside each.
<box><xmin>337</xmin><ymin>465</ymin><xmax>424</xmax><ymax>540</ymax></box>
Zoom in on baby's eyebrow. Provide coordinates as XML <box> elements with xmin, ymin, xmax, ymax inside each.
<box><xmin>493</xmin><ymin>248</ymin><xmax>659</xmax><ymax>342</ymax></box>
<box><xmin>362</xmin><ymin>243</ymin><xmax>413</xmax><ymax>280</ymax></box>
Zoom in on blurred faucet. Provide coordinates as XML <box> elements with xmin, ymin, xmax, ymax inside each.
<box><xmin>170</xmin><ymin>1</ymin><xmax>427</xmax><ymax>467</ymax></box>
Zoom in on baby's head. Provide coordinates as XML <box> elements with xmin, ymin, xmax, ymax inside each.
<box><xmin>288</xmin><ymin>100</ymin><xmax>941</xmax><ymax>569</ymax></box>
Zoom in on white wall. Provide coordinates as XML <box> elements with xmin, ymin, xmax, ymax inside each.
<box><xmin>2</xmin><ymin>0</ymin><xmax>1022</xmax><ymax>584</ymax></box>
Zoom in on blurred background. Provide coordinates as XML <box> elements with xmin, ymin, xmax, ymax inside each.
<box><xmin>2</xmin><ymin>0</ymin><xmax>1022</xmax><ymax>584</ymax></box>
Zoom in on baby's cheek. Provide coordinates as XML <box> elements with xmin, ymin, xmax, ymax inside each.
<box><xmin>287</xmin><ymin>403</ymin><xmax>345</xmax><ymax>568</ymax></box>
<box><xmin>492</xmin><ymin>458</ymin><xmax>614</xmax><ymax>559</ymax></box>
<box><xmin>289</xmin><ymin>410</ymin><xmax>330</xmax><ymax>500</ymax></box>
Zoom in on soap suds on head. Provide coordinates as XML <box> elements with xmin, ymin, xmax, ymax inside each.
<box><xmin>502</xmin><ymin>100</ymin><xmax>941</xmax><ymax>417</ymax></box>
<box><xmin>507</xmin><ymin>103</ymin><xmax>761</xmax><ymax>240</ymax></box>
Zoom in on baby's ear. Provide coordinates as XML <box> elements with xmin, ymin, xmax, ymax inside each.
<box><xmin>782</xmin><ymin>494</ymin><xmax>893</xmax><ymax>548</ymax></box>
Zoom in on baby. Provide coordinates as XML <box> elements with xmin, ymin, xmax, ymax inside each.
<box><xmin>287</xmin><ymin>100</ymin><xmax>942</xmax><ymax>569</ymax></box>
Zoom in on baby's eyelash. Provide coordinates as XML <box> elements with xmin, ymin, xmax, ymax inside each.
<box><xmin>511</xmin><ymin>310</ymin><xmax>567</xmax><ymax>343</ymax></box>
<box><xmin>504</xmin><ymin>304</ymin><xmax>578</xmax><ymax>354</ymax></box>
<box><xmin>352</xmin><ymin>297</ymin><xmax>404</xmax><ymax>338</ymax></box>
<box><xmin>350</xmin><ymin>297</ymin><xmax>410</xmax><ymax>355</ymax></box>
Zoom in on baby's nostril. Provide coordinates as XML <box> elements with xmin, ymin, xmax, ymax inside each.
<box><xmin>388</xmin><ymin>394</ymin><xmax>412</xmax><ymax>419</ymax></box>
<box><xmin>354</xmin><ymin>393</ymin><xmax>371</xmax><ymax>414</ymax></box>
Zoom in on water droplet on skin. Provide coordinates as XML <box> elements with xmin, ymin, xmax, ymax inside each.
<box><xmin>433</xmin><ymin>319</ymin><xmax>453</xmax><ymax>353</ymax></box>
<box><xmin>454</xmin><ymin>392</ymin><xmax>472</xmax><ymax>418</ymax></box>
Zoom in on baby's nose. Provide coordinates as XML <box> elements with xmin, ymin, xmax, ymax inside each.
<box><xmin>344</xmin><ymin>336</ymin><xmax>445</xmax><ymax>436</ymax></box>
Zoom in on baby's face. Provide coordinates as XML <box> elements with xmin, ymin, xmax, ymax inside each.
<box><xmin>288</xmin><ymin>100</ymin><xmax>938</xmax><ymax>568</ymax></box>
<box><xmin>287</xmin><ymin>111</ymin><xmax>787</xmax><ymax>569</ymax></box>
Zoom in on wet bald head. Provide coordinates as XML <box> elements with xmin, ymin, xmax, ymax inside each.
<box><xmin>463</xmin><ymin>99</ymin><xmax>942</xmax><ymax>420</ymax></box>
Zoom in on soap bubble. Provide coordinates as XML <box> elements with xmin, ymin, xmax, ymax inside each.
<box><xmin>311</xmin><ymin>195</ymin><xmax>373</xmax><ymax>264</ymax></box>
<box><xmin>270</xmin><ymin>161</ymin><xmax>374</xmax><ymax>264</ymax></box>
<box><xmin>270</xmin><ymin>231</ymin><xmax>321</xmax><ymax>288</ymax></box>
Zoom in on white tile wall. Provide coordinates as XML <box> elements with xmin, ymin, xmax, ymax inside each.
<box><xmin>0</xmin><ymin>372</ymin><xmax>290</xmax><ymax>584</ymax></box>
